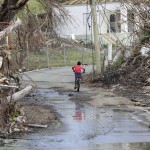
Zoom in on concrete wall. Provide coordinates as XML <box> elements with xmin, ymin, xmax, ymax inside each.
<box><xmin>58</xmin><ymin>2</ymin><xmax>122</xmax><ymax>39</ymax></box>
<box><xmin>56</xmin><ymin>2</ymin><xmax>135</xmax><ymax>47</ymax></box>
<box><xmin>58</xmin><ymin>5</ymin><xmax>91</xmax><ymax>40</ymax></box>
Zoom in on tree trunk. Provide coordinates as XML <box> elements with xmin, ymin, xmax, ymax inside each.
<box><xmin>0</xmin><ymin>0</ymin><xmax>29</xmax><ymax>28</ymax></box>
<box><xmin>7</xmin><ymin>85</ymin><xmax>32</xmax><ymax>102</ymax></box>
<box><xmin>0</xmin><ymin>18</ymin><xmax>22</xmax><ymax>40</ymax></box>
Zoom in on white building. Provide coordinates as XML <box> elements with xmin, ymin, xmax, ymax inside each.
<box><xmin>57</xmin><ymin>0</ymin><xmax>139</xmax><ymax>63</ymax></box>
<box><xmin>59</xmin><ymin>1</ymin><xmax>135</xmax><ymax>45</ymax></box>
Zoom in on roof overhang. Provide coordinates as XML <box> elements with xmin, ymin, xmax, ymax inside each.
<box><xmin>61</xmin><ymin>0</ymin><xmax>149</xmax><ymax>5</ymax></box>
<box><xmin>62</xmin><ymin>0</ymin><xmax>119</xmax><ymax>5</ymax></box>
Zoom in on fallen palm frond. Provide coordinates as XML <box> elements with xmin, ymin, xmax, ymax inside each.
<box><xmin>90</xmin><ymin>54</ymin><xmax>150</xmax><ymax>88</ymax></box>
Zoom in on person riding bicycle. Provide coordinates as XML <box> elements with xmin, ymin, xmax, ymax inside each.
<box><xmin>72</xmin><ymin>61</ymin><xmax>85</xmax><ymax>89</ymax></box>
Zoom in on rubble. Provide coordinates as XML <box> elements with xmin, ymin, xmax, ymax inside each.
<box><xmin>85</xmin><ymin>53</ymin><xmax>150</xmax><ymax>107</ymax></box>
<box><xmin>91</xmin><ymin>54</ymin><xmax>150</xmax><ymax>88</ymax></box>
<box><xmin>0</xmin><ymin>47</ymin><xmax>19</xmax><ymax>86</ymax></box>
<box><xmin>0</xmin><ymin>47</ymin><xmax>30</xmax><ymax>136</ymax></box>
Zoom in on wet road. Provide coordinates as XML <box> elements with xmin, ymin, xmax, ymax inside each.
<box><xmin>1</xmin><ymin>88</ymin><xmax>150</xmax><ymax>150</ymax></box>
<box><xmin>1</xmin><ymin>67</ymin><xmax>150</xmax><ymax>150</ymax></box>
<box><xmin>20</xmin><ymin>66</ymin><xmax>92</xmax><ymax>88</ymax></box>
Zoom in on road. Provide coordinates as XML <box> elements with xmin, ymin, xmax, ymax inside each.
<box><xmin>21</xmin><ymin>66</ymin><xmax>91</xmax><ymax>87</ymax></box>
<box><xmin>1</xmin><ymin>66</ymin><xmax>150</xmax><ymax>150</ymax></box>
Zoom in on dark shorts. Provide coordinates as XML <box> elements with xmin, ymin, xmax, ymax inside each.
<box><xmin>75</xmin><ymin>73</ymin><xmax>82</xmax><ymax>78</ymax></box>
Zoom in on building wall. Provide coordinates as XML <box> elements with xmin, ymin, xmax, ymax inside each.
<box><xmin>58</xmin><ymin>5</ymin><xmax>91</xmax><ymax>40</ymax></box>
<box><xmin>57</xmin><ymin>2</ymin><xmax>134</xmax><ymax>46</ymax></box>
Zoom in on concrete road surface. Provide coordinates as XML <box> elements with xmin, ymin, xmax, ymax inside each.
<box><xmin>11</xmin><ymin>66</ymin><xmax>149</xmax><ymax>150</ymax></box>
<box><xmin>22</xmin><ymin>65</ymin><xmax>92</xmax><ymax>88</ymax></box>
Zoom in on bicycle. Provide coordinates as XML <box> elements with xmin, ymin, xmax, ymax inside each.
<box><xmin>75</xmin><ymin>72</ymin><xmax>85</xmax><ymax>92</ymax></box>
<box><xmin>72</xmin><ymin>61</ymin><xmax>85</xmax><ymax>92</ymax></box>
<box><xmin>76</xmin><ymin>77</ymin><xmax>81</xmax><ymax>92</ymax></box>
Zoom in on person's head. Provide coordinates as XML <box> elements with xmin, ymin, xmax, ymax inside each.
<box><xmin>77</xmin><ymin>61</ymin><xmax>81</xmax><ymax>65</ymax></box>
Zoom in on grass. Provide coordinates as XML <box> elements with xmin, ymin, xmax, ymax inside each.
<box><xmin>26</xmin><ymin>48</ymin><xmax>94</xmax><ymax>70</ymax></box>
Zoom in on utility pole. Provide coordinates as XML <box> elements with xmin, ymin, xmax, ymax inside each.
<box><xmin>63</xmin><ymin>47</ymin><xmax>67</xmax><ymax>66</ymax></box>
<box><xmin>91</xmin><ymin>0</ymin><xmax>101</xmax><ymax>74</ymax></box>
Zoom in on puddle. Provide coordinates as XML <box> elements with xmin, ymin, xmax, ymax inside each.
<box><xmin>0</xmin><ymin>89</ymin><xmax>150</xmax><ymax>150</ymax></box>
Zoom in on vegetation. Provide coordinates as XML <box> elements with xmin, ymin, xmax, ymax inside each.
<box><xmin>106</xmin><ymin>56</ymin><xmax>125</xmax><ymax>72</ymax></box>
<box><xmin>140</xmin><ymin>23</ymin><xmax>150</xmax><ymax>45</ymax></box>
<box><xmin>27</xmin><ymin>0</ymin><xmax>45</xmax><ymax>14</ymax></box>
<box><xmin>25</xmin><ymin>48</ymin><xmax>93</xmax><ymax>70</ymax></box>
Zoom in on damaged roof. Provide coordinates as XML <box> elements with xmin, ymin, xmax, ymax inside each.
<box><xmin>61</xmin><ymin>0</ymin><xmax>149</xmax><ymax>5</ymax></box>
<box><xmin>62</xmin><ymin>0</ymin><xmax>119</xmax><ymax>5</ymax></box>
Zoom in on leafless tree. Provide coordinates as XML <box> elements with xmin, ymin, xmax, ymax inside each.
<box><xmin>0</xmin><ymin>0</ymin><xmax>70</xmax><ymax>30</ymax></box>
<box><xmin>0</xmin><ymin>0</ymin><xmax>72</xmax><ymax>68</ymax></box>
<box><xmin>122</xmin><ymin>0</ymin><xmax>150</xmax><ymax>53</ymax></box>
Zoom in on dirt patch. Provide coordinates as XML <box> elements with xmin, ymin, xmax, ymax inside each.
<box><xmin>0</xmin><ymin>88</ymin><xmax>60</xmax><ymax>137</ymax></box>
<box><xmin>113</xmin><ymin>86</ymin><xmax>150</xmax><ymax>107</ymax></box>
<box><xmin>0</xmin><ymin>103</ymin><xmax>59</xmax><ymax>138</ymax></box>
<box><xmin>22</xmin><ymin>105</ymin><xmax>58</xmax><ymax>125</ymax></box>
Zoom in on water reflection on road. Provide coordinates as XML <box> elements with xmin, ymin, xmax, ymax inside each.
<box><xmin>0</xmin><ymin>89</ymin><xmax>150</xmax><ymax>150</ymax></box>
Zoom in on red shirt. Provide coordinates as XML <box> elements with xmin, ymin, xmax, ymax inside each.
<box><xmin>72</xmin><ymin>65</ymin><xmax>84</xmax><ymax>73</ymax></box>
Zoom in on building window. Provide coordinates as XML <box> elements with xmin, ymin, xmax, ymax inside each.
<box><xmin>108</xmin><ymin>11</ymin><xmax>121</xmax><ymax>33</ymax></box>
<box><xmin>110</xmin><ymin>14</ymin><xmax>116</xmax><ymax>32</ymax></box>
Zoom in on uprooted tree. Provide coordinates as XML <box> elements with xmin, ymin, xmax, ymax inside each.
<box><xmin>0</xmin><ymin>0</ymin><xmax>70</xmax><ymax>84</ymax></box>
<box><xmin>0</xmin><ymin>0</ymin><xmax>67</xmax><ymax>27</ymax></box>
<box><xmin>0</xmin><ymin>0</ymin><xmax>70</xmax><ymax>83</ymax></box>
<box><xmin>0</xmin><ymin>0</ymin><xmax>70</xmax><ymax>135</ymax></box>
<box><xmin>0</xmin><ymin>0</ymin><xmax>70</xmax><ymax>66</ymax></box>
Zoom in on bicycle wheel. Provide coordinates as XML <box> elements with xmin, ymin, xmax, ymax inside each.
<box><xmin>76</xmin><ymin>78</ymin><xmax>80</xmax><ymax>92</ymax></box>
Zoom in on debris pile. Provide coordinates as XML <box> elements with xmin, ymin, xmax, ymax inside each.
<box><xmin>0</xmin><ymin>47</ymin><xmax>47</xmax><ymax>136</ymax></box>
<box><xmin>0</xmin><ymin>47</ymin><xmax>25</xmax><ymax>136</ymax></box>
<box><xmin>117</xmin><ymin>54</ymin><xmax>150</xmax><ymax>88</ymax></box>
<box><xmin>91</xmin><ymin>54</ymin><xmax>150</xmax><ymax>89</ymax></box>
<box><xmin>84</xmin><ymin>53</ymin><xmax>150</xmax><ymax>107</ymax></box>
<box><xmin>0</xmin><ymin>102</ymin><xmax>28</xmax><ymax>136</ymax></box>
<box><xmin>0</xmin><ymin>47</ymin><xmax>20</xmax><ymax>87</ymax></box>
<box><xmin>0</xmin><ymin>49</ymin><xmax>11</xmax><ymax>85</ymax></box>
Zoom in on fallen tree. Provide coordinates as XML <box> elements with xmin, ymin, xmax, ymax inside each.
<box><xmin>0</xmin><ymin>20</ymin><xmax>32</xmax><ymax>135</ymax></box>
<box><xmin>0</xmin><ymin>18</ymin><xmax>22</xmax><ymax>40</ymax></box>
<box><xmin>7</xmin><ymin>85</ymin><xmax>32</xmax><ymax>102</ymax></box>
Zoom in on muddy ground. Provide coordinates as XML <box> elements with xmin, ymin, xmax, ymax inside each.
<box><xmin>0</xmin><ymin>62</ymin><xmax>150</xmax><ymax>138</ymax></box>
<box><xmin>7</xmin><ymin>80</ymin><xmax>149</xmax><ymax>137</ymax></box>
<box><xmin>23</xmin><ymin>105</ymin><xmax>58</xmax><ymax>125</ymax></box>
<box><xmin>20</xmin><ymin>83</ymin><xmax>149</xmax><ymax>130</ymax></box>
<box><xmin>87</xmin><ymin>83</ymin><xmax>150</xmax><ymax>107</ymax></box>
<box><xmin>113</xmin><ymin>86</ymin><xmax>150</xmax><ymax>107</ymax></box>
<box><xmin>19</xmin><ymin>87</ymin><xmax>90</xmax><ymax>127</ymax></box>
<box><xmin>0</xmin><ymin>82</ymin><xmax>149</xmax><ymax>139</ymax></box>
<box><xmin>20</xmin><ymin>86</ymin><xmax>93</xmax><ymax>128</ymax></box>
